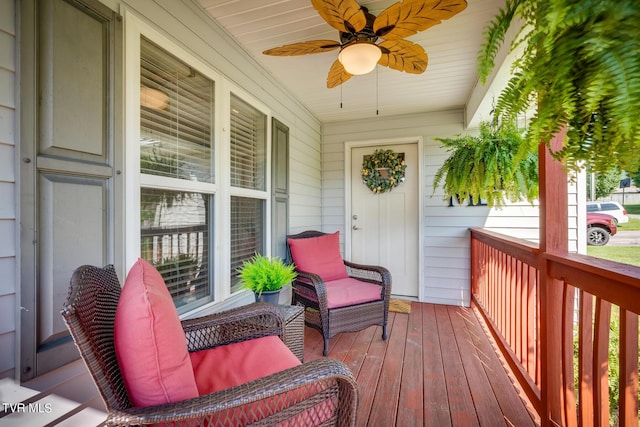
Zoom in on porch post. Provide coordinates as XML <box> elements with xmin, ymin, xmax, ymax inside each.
<box><xmin>539</xmin><ymin>126</ymin><xmax>568</xmax><ymax>253</ymax></box>
<box><xmin>538</xmin><ymin>126</ymin><xmax>568</xmax><ymax>426</ymax></box>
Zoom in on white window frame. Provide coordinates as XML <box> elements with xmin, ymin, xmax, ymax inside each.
<box><xmin>124</xmin><ymin>11</ymin><xmax>273</xmax><ymax>315</ymax></box>
<box><xmin>225</xmin><ymin>89</ymin><xmax>272</xmax><ymax>294</ymax></box>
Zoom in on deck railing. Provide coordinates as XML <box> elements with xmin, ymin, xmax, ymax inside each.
<box><xmin>470</xmin><ymin>228</ymin><xmax>640</xmax><ymax>426</ymax></box>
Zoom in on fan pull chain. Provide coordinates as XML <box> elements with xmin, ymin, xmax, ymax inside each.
<box><xmin>376</xmin><ymin>67</ymin><xmax>379</xmax><ymax>115</ymax></box>
<box><xmin>340</xmin><ymin>84</ymin><xmax>343</xmax><ymax>109</ymax></box>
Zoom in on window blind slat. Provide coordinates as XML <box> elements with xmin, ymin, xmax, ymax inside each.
<box><xmin>140</xmin><ymin>36</ymin><xmax>214</xmax><ymax>183</ymax></box>
<box><xmin>230</xmin><ymin>94</ymin><xmax>265</xmax><ymax>191</ymax></box>
<box><xmin>230</xmin><ymin>196</ymin><xmax>264</xmax><ymax>288</ymax></box>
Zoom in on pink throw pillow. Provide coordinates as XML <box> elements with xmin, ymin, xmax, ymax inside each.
<box><xmin>287</xmin><ymin>232</ymin><xmax>348</xmax><ymax>282</ymax></box>
<box><xmin>114</xmin><ymin>258</ymin><xmax>198</xmax><ymax>407</ymax></box>
<box><xmin>189</xmin><ymin>336</ymin><xmax>301</xmax><ymax>395</ymax></box>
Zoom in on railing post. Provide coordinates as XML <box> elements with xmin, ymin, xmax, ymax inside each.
<box><xmin>470</xmin><ymin>234</ymin><xmax>478</xmax><ymax>301</ymax></box>
<box><xmin>538</xmin><ymin>127</ymin><xmax>569</xmax><ymax>426</ymax></box>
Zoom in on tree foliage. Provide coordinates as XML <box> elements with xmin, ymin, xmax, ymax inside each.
<box><xmin>477</xmin><ymin>0</ymin><xmax>640</xmax><ymax>174</ymax></box>
<box><xmin>587</xmin><ymin>167</ymin><xmax>621</xmax><ymax>200</ymax></box>
<box><xmin>433</xmin><ymin>120</ymin><xmax>538</xmax><ymax>207</ymax></box>
<box><xmin>631</xmin><ymin>169</ymin><xmax>640</xmax><ymax>189</ymax></box>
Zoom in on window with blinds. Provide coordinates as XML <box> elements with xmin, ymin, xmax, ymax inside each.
<box><xmin>139</xmin><ymin>37</ymin><xmax>215</xmax><ymax>311</ymax></box>
<box><xmin>140</xmin><ymin>37</ymin><xmax>214</xmax><ymax>183</ymax></box>
<box><xmin>230</xmin><ymin>197</ymin><xmax>265</xmax><ymax>290</ymax></box>
<box><xmin>136</xmin><ymin>34</ymin><xmax>271</xmax><ymax>308</ymax></box>
<box><xmin>229</xmin><ymin>94</ymin><xmax>267</xmax><ymax>291</ymax></box>
<box><xmin>230</xmin><ymin>94</ymin><xmax>266</xmax><ymax>191</ymax></box>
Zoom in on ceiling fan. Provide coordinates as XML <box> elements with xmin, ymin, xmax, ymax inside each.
<box><xmin>263</xmin><ymin>0</ymin><xmax>468</xmax><ymax>88</ymax></box>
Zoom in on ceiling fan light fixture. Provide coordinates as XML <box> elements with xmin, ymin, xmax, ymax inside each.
<box><xmin>338</xmin><ymin>42</ymin><xmax>381</xmax><ymax>75</ymax></box>
<box><xmin>140</xmin><ymin>86</ymin><xmax>169</xmax><ymax>110</ymax></box>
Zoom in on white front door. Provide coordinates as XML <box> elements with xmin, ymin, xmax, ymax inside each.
<box><xmin>350</xmin><ymin>143</ymin><xmax>420</xmax><ymax>298</ymax></box>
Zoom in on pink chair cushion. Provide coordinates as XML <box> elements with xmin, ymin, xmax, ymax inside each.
<box><xmin>114</xmin><ymin>258</ymin><xmax>198</xmax><ymax>407</ymax></box>
<box><xmin>189</xmin><ymin>335</ymin><xmax>301</xmax><ymax>395</ymax></box>
<box><xmin>192</xmin><ymin>336</ymin><xmax>336</xmax><ymax>425</ymax></box>
<box><xmin>325</xmin><ymin>277</ymin><xmax>383</xmax><ymax>309</ymax></box>
<box><xmin>287</xmin><ymin>232</ymin><xmax>348</xmax><ymax>282</ymax></box>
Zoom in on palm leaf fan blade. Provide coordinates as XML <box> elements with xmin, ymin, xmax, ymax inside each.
<box><xmin>378</xmin><ymin>40</ymin><xmax>427</xmax><ymax>74</ymax></box>
<box><xmin>311</xmin><ymin>0</ymin><xmax>366</xmax><ymax>33</ymax></box>
<box><xmin>263</xmin><ymin>40</ymin><xmax>341</xmax><ymax>56</ymax></box>
<box><xmin>374</xmin><ymin>0</ymin><xmax>468</xmax><ymax>40</ymax></box>
<box><xmin>327</xmin><ymin>60</ymin><xmax>352</xmax><ymax>88</ymax></box>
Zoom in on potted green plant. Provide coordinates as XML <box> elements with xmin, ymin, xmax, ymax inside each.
<box><xmin>237</xmin><ymin>253</ymin><xmax>297</xmax><ymax>304</ymax></box>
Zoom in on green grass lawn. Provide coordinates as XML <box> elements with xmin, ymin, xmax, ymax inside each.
<box><xmin>617</xmin><ymin>217</ymin><xmax>640</xmax><ymax>231</ymax></box>
<box><xmin>587</xmin><ymin>246</ymin><xmax>640</xmax><ymax>266</ymax></box>
<box><xmin>624</xmin><ymin>204</ymin><xmax>640</xmax><ymax>215</ymax></box>
<box><xmin>616</xmin><ymin>203</ymin><xmax>639</xmax><ymax>230</ymax></box>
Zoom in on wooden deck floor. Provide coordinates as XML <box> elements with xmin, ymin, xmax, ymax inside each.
<box><xmin>1</xmin><ymin>302</ymin><xmax>540</xmax><ymax>426</ymax></box>
<box><xmin>304</xmin><ymin>302</ymin><xmax>540</xmax><ymax>427</ymax></box>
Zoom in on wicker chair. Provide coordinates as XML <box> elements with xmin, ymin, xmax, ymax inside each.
<box><xmin>61</xmin><ymin>264</ymin><xmax>358</xmax><ymax>426</ymax></box>
<box><xmin>286</xmin><ymin>231</ymin><xmax>392</xmax><ymax>356</ymax></box>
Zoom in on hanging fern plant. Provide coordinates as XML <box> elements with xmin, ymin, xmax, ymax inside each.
<box><xmin>433</xmin><ymin>120</ymin><xmax>538</xmax><ymax>207</ymax></box>
<box><xmin>477</xmin><ymin>0</ymin><xmax>640</xmax><ymax>174</ymax></box>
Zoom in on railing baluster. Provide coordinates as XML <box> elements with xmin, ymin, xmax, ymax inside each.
<box><xmin>593</xmin><ymin>298</ymin><xmax>611</xmax><ymax>426</ymax></box>
<box><xmin>619</xmin><ymin>309</ymin><xmax>639</xmax><ymax>426</ymax></box>
<box><xmin>510</xmin><ymin>257</ymin><xmax>516</xmax><ymax>359</ymax></box>
<box><xmin>516</xmin><ymin>259</ymin><xmax>523</xmax><ymax>364</ymax></box>
<box><xmin>579</xmin><ymin>290</ymin><xmax>595</xmax><ymax>427</ymax></box>
<box><xmin>470</xmin><ymin>228</ymin><xmax>640</xmax><ymax>426</ymax></box>
<box><xmin>535</xmin><ymin>267</ymin><xmax>541</xmax><ymax>389</ymax></box>
<box><xmin>562</xmin><ymin>285</ymin><xmax>577</xmax><ymax>427</ymax></box>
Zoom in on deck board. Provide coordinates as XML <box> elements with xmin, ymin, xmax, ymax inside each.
<box><xmin>353</xmin><ymin>323</ymin><xmax>390</xmax><ymax>425</ymax></box>
<box><xmin>369</xmin><ymin>312</ymin><xmax>407</xmax><ymax>426</ymax></box>
<box><xmin>0</xmin><ymin>379</ymin><xmax>107</xmax><ymax>427</ymax></box>
<box><xmin>422</xmin><ymin>303</ymin><xmax>452</xmax><ymax>427</ymax></box>
<box><xmin>396</xmin><ymin>303</ymin><xmax>425</xmax><ymax>427</ymax></box>
<box><xmin>304</xmin><ymin>302</ymin><xmax>539</xmax><ymax>426</ymax></box>
<box><xmin>466</xmin><ymin>305</ymin><xmax>541</xmax><ymax>426</ymax></box>
<box><xmin>436</xmin><ymin>304</ymin><xmax>480</xmax><ymax>426</ymax></box>
<box><xmin>449</xmin><ymin>305</ymin><xmax>505</xmax><ymax>426</ymax></box>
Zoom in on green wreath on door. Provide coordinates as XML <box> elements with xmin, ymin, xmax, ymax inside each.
<box><xmin>361</xmin><ymin>149</ymin><xmax>407</xmax><ymax>194</ymax></box>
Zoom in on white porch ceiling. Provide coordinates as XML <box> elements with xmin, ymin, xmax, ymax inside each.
<box><xmin>196</xmin><ymin>0</ymin><xmax>506</xmax><ymax>124</ymax></box>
